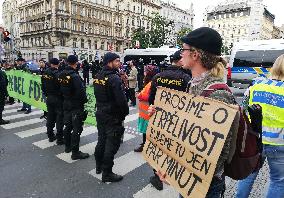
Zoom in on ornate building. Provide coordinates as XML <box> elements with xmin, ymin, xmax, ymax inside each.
<box><xmin>204</xmin><ymin>0</ymin><xmax>275</xmax><ymax>51</ymax></box>
<box><xmin>1</xmin><ymin>0</ymin><xmax>162</xmax><ymax>61</ymax></box>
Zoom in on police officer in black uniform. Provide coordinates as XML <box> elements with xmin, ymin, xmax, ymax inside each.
<box><xmin>93</xmin><ymin>52</ymin><xmax>129</xmax><ymax>183</ymax></box>
<box><xmin>148</xmin><ymin>50</ymin><xmax>191</xmax><ymax>190</ymax></box>
<box><xmin>0</xmin><ymin>64</ymin><xmax>9</xmax><ymax>125</ymax></box>
<box><xmin>41</xmin><ymin>58</ymin><xmax>64</xmax><ymax>144</ymax></box>
<box><xmin>59</xmin><ymin>55</ymin><xmax>89</xmax><ymax>160</ymax></box>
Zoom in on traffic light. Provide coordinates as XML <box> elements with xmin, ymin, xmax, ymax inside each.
<box><xmin>3</xmin><ymin>31</ymin><xmax>11</xmax><ymax>42</ymax></box>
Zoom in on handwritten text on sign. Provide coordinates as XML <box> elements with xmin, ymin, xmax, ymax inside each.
<box><xmin>142</xmin><ymin>87</ymin><xmax>237</xmax><ymax>198</ymax></box>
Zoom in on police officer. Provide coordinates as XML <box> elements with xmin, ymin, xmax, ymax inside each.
<box><xmin>148</xmin><ymin>50</ymin><xmax>191</xmax><ymax>190</ymax></box>
<box><xmin>93</xmin><ymin>52</ymin><xmax>129</xmax><ymax>183</ymax></box>
<box><xmin>41</xmin><ymin>58</ymin><xmax>64</xmax><ymax>144</ymax></box>
<box><xmin>59</xmin><ymin>55</ymin><xmax>89</xmax><ymax>160</ymax></box>
<box><xmin>0</xmin><ymin>64</ymin><xmax>9</xmax><ymax>125</ymax></box>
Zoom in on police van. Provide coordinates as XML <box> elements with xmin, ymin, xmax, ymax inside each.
<box><xmin>228</xmin><ymin>39</ymin><xmax>284</xmax><ymax>89</ymax></box>
<box><xmin>122</xmin><ymin>46</ymin><xmax>178</xmax><ymax>64</ymax></box>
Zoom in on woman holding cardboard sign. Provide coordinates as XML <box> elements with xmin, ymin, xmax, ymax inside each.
<box><xmin>149</xmin><ymin>27</ymin><xmax>239</xmax><ymax>198</ymax></box>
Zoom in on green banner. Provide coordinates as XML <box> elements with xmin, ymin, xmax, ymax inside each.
<box><xmin>5</xmin><ymin>70</ymin><xmax>96</xmax><ymax>126</ymax></box>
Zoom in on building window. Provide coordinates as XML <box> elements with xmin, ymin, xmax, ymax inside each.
<box><xmin>94</xmin><ymin>40</ymin><xmax>98</xmax><ymax>49</ymax></box>
<box><xmin>72</xmin><ymin>4</ymin><xmax>77</xmax><ymax>14</ymax></box>
<box><xmin>73</xmin><ymin>38</ymin><xmax>77</xmax><ymax>48</ymax></box>
<box><xmin>133</xmin><ymin>6</ymin><xmax>135</xmax><ymax>12</ymax></box>
<box><xmin>72</xmin><ymin>20</ymin><xmax>76</xmax><ymax>31</ymax></box>
<box><xmin>101</xmin><ymin>41</ymin><xmax>105</xmax><ymax>50</ymax></box>
<box><xmin>81</xmin><ymin>39</ymin><xmax>85</xmax><ymax>48</ymax></box>
<box><xmin>88</xmin><ymin>40</ymin><xmax>91</xmax><ymax>49</ymax></box>
<box><xmin>59</xmin><ymin>1</ymin><xmax>66</xmax><ymax>11</ymax></box>
<box><xmin>81</xmin><ymin>23</ymin><xmax>84</xmax><ymax>32</ymax></box>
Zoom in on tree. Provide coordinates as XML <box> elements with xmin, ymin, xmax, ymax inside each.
<box><xmin>131</xmin><ymin>13</ymin><xmax>174</xmax><ymax>48</ymax></box>
<box><xmin>176</xmin><ymin>27</ymin><xmax>192</xmax><ymax>47</ymax></box>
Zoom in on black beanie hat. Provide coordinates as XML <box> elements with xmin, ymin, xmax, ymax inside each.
<box><xmin>103</xmin><ymin>52</ymin><xmax>120</xmax><ymax>65</ymax></box>
<box><xmin>49</xmin><ymin>58</ymin><xmax>59</xmax><ymax>65</ymax></box>
<box><xmin>67</xmin><ymin>55</ymin><xmax>78</xmax><ymax>64</ymax></box>
<box><xmin>170</xmin><ymin>50</ymin><xmax>182</xmax><ymax>63</ymax></box>
<box><xmin>181</xmin><ymin>27</ymin><xmax>222</xmax><ymax>56</ymax></box>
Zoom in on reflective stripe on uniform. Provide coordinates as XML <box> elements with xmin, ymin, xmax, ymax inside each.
<box><xmin>262</xmin><ymin>126</ymin><xmax>284</xmax><ymax>145</ymax></box>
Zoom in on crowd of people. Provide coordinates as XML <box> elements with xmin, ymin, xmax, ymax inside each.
<box><xmin>0</xmin><ymin>27</ymin><xmax>283</xmax><ymax>198</ymax></box>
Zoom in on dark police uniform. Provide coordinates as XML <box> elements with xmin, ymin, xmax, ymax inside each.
<box><xmin>59</xmin><ymin>66</ymin><xmax>89</xmax><ymax>160</ymax></box>
<box><xmin>93</xmin><ymin>65</ymin><xmax>129</xmax><ymax>182</ymax></box>
<box><xmin>149</xmin><ymin>66</ymin><xmax>191</xmax><ymax>105</ymax></box>
<box><xmin>41</xmin><ymin>67</ymin><xmax>64</xmax><ymax>144</ymax></box>
<box><xmin>0</xmin><ymin>69</ymin><xmax>9</xmax><ymax>125</ymax></box>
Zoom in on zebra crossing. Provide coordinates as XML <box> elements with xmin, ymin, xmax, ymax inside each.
<box><xmin>1</xmin><ymin>102</ymin><xmax>179</xmax><ymax>198</ymax></box>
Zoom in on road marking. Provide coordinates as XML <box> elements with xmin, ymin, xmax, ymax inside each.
<box><xmin>1</xmin><ymin>118</ymin><xmax>44</xmax><ymax>129</ymax></box>
<box><xmin>32</xmin><ymin>126</ymin><xmax>97</xmax><ymax>149</ymax></box>
<box><xmin>4</xmin><ymin>103</ymin><xmax>20</xmax><ymax>110</ymax></box>
<box><xmin>15</xmin><ymin>126</ymin><xmax>46</xmax><ymax>138</ymax></box>
<box><xmin>3</xmin><ymin>110</ymin><xmax>41</xmax><ymax>120</ymax></box>
<box><xmin>89</xmin><ymin>150</ymin><xmax>145</xmax><ymax>180</ymax></box>
<box><xmin>133</xmin><ymin>184</ymin><xmax>178</xmax><ymax>198</ymax></box>
<box><xmin>57</xmin><ymin>133</ymin><xmax>136</xmax><ymax>164</ymax></box>
<box><xmin>125</xmin><ymin>113</ymin><xmax>138</xmax><ymax>123</ymax></box>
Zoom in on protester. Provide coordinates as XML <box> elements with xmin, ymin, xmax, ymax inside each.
<box><xmin>0</xmin><ymin>63</ymin><xmax>9</xmax><ymax>125</ymax></box>
<box><xmin>59</xmin><ymin>55</ymin><xmax>89</xmax><ymax>160</ymax></box>
<box><xmin>128</xmin><ymin>60</ymin><xmax>138</xmax><ymax>106</ymax></box>
<box><xmin>151</xmin><ymin>27</ymin><xmax>239</xmax><ymax>197</ymax></box>
<box><xmin>3</xmin><ymin>61</ymin><xmax>14</xmax><ymax>105</ymax></box>
<box><xmin>236</xmin><ymin>54</ymin><xmax>284</xmax><ymax>198</ymax></box>
<box><xmin>41</xmin><ymin>58</ymin><xmax>64</xmax><ymax>144</ymax></box>
<box><xmin>16</xmin><ymin>57</ymin><xmax>32</xmax><ymax>114</ymax></box>
<box><xmin>38</xmin><ymin>59</ymin><xmax>48</xmax><ymax>119</ymax></box>
<box><xmin>148</xmin><ymin>50</ymin><xmax>191</xmax><ymax>191</ymax></box>
<box><xmin>134</xmin><ymin>65</ymin><xmax>157</xmax><ymax>152</ymax></box>
<box><xmin>93</xmin><ymin>52</ymin><xmax>129</xmax><ymax>183</ymax></box>
<box><xmin>82</xmin><ymin>60</ymin><xmax>90</xmax><ymax>85</ymax></box>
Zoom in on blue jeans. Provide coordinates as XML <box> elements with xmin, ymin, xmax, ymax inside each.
<box><xmin>23</xmin><ymin>103</ymin><xmax>31</xmax><ymax>112</ymax></box>
<box><xmin>179</xmin><ymin>175</ymin><xmax>225</xmax><ymax>198</ymax></box>
<box><xmin>236</xmin><ymin>145</ymin><xmax>284</xmax><ymax>198</ymax></box>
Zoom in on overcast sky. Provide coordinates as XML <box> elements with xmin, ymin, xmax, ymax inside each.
<box><xmin>0</xmin><ymin>0</ymin><xmax>284</xmax><ymax>28</ymax></box>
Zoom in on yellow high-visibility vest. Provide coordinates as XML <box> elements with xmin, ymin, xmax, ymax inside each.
<box><xmin>249</xmin><ymin>79</ymin><xmax>284</xmax><ymax>146</ymax></box>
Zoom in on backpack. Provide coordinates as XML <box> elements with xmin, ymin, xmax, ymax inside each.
<box><xmin>201</xmin><ymin>83</ymin><xmax>263</xmax><ymax>180</ymax></box>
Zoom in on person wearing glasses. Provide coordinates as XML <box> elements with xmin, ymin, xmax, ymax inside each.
<box><xmin>151</xmin><ymin>27</ymin><xmax>238</xmax><ymax>198</ymax></box>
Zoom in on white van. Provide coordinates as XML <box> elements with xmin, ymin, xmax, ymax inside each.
<box><xmin>228</xmin><ymin>39</ymin><xmax>284</xmax><ymax>89</ymax></box>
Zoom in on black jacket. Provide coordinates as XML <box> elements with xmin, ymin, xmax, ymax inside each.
<box><xmin>149</xmin><ymin>66</ymin><xmax>191</xmax><ymax>105</ymax></box>
<box><xmin>93</xmin><ymin>66</ymin><xmax>129</xmax><ymax>120</ymax></box>
<box><xmin>58</xmin><ymin>66</ymin><xmax>87</xmax><ymax>110</ymax></box>
<box><xmin>41</xmin><ymin>67</ymin><xmax>62</xmax><ymax>98</ymax></box>
<box><xmin>0</xmin><ymin>70</ymin><xmax>8</xmax><ymax>97</ymax></box>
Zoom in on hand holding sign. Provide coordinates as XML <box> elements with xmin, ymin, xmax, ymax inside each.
<box><xmin>142</xmin><ymin>87</ymin><xmax>238</xmax><ymax>198</ymax></box>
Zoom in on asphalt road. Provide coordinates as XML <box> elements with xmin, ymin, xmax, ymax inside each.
<box><xmin>0</xmin><ymin>90</ymin><xmax>268</xmax><ymax>198</ymax></box>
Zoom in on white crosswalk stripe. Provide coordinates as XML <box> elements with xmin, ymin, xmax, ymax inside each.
<box><xmin>15</xmin><ymin>126</ymin><xmax>46</xmax><ymax>138</ymax></box>
<box><xmin>33</xmin><ymin>126</ymin><xmax>97</xmax><ymax>149</ymax></box>
<box><xmin>133</xmin><ymin>184</ymin><xmax>178</xmax><ymax>198</ymax></box>
<box><xmin>3</xmin><ymin>107</ymin><xmax>36</xmax><ymax>115</ymax></box>
<box><xmin>57</xmin><ymin>133</ymin><xmax>136</xmax><ymax>163</ymax></box>
<box><xmin>3</xmin><ymin>110</ymin><xmax>41</xmax><ymax>120</ymax></box>
<box><xmin>2</xmin><ymin>118</ymin><xmax>44</xmax><ymax>129</ymax></box>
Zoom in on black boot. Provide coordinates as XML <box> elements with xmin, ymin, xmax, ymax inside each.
<box><xmin>71</xmin><ymin>151</ymin><xmax>89</xmax><ymax>160</ymax></box>
<box><xmin>96</xmin><ymin>164</ymin><xmax>102</xmax><ymax>174</ymax></box>
<box><xmin>48</xmin><ymin>136</ymin><xmax>56</xmax><ymax>142</ymax></box>
<box><xmin>65</xmin><ymin>147</ymin><xmax>72</xmax><ymax>153</ymax></box>
<box><xmin>102</xmin><ymin>172</ymin><xmax>123</xmax><ymax>183</ymax></box>
<box><xmin>150</xmin><ymin>174</ymin><xmax>163</xmax><ymax>191</ymax></box>
<box><xmin>56</xmin><ymin>138</ymin><xmax>64</xmax><ymax>145</ymax></box>
<box><xmin>0</xmin><ymin>119</ymin><xmax>10</xmax><ymax>125</ymax></box>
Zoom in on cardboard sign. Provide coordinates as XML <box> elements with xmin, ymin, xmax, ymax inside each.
<box><xmin>142</xmin><ymin>87</ymin><xmax>238</xmax><ymax>198</ymax></box>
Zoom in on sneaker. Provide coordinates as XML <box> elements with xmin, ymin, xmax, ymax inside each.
<box><xmin>102</xmin><ymin>172</ymin><xmax>123</xmax><ymax>183</ymax></box>
<box><xmin>48</xmin><ymin>136</ymin><xmax>56</xmax><ymax>142</ymax></box>
<box><xmin>134</xmin><ymin>145</ymin><xmax>143</xmax><ymax>152</ymax></box>
<box><xmin>0</xmin><ymin>119</ymin><xmax>10</xmax><ymax>125</ymax></box>
<box><xmin>150</xmin><ymin>175</ymin><xmax>163</xmax><ymax>191</ymax></box>
<box><xmin>71</xmin><ymin>151</ymin><xmax>90</xmax><ymax>160</ymax></box>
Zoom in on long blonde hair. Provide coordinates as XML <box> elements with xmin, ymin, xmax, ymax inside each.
<box><xmin>271</xmin><ymin>54</ymin><xmax>284</xmax><ymax>81</ymax></box>
<box><xmin>193</xmin><ymin>47</ymin><xmax>226</xmax><ymax>78</ymax></box>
